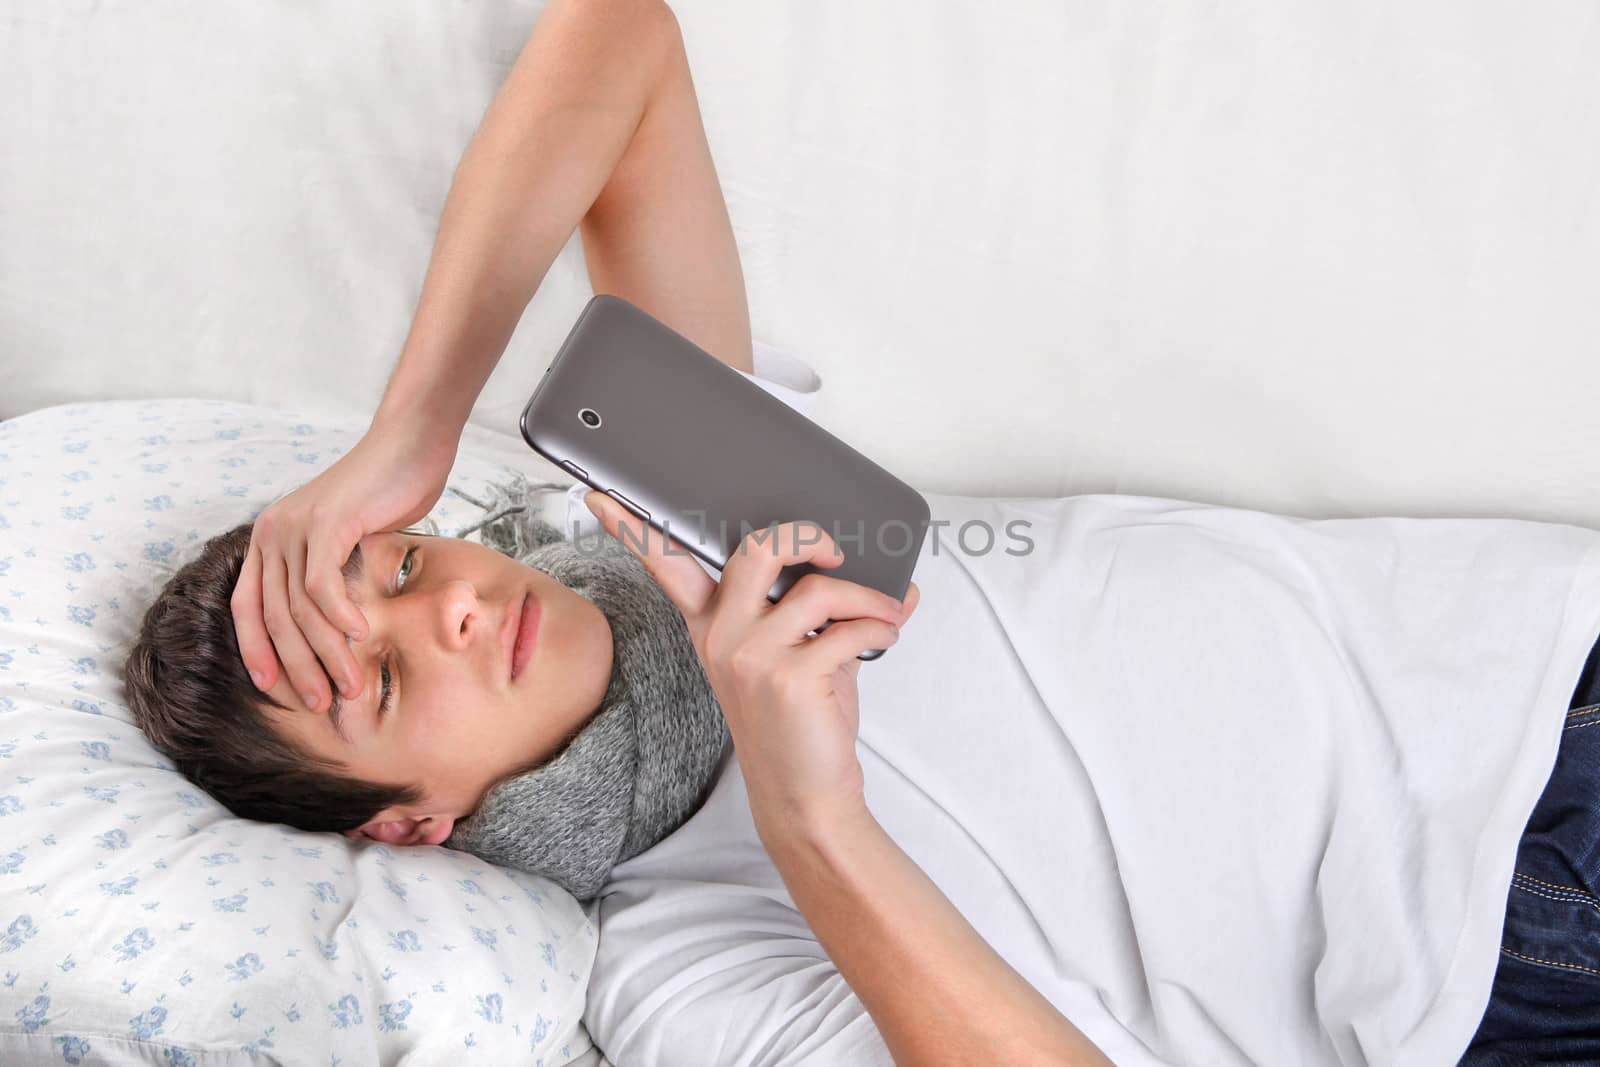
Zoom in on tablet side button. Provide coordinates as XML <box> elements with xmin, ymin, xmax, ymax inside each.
<box><xmin>605</xmin><ymin>489</ymin><xmax>650</xmax><ymax>522</ymax></box>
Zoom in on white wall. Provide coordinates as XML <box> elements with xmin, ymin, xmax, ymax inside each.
<box><xmin>3</xmin><ymin>0</ymin><xmax>1597</xmax><ymax>527</ymax></box>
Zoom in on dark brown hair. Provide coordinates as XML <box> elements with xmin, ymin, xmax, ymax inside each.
<box><xmin>123</xmin><ymin>522</ymin><xmax>424</xmax><ymax>833</ymax></box>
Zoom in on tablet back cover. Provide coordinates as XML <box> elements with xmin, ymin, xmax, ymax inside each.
<box><xmin>520</xmin><ymin>295</ymin><xmax>930</xmax><ymax>608</ymax></box>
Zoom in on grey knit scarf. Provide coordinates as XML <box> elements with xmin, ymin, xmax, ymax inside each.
<box><xmin>438</xmin><ymin>473</ymin><xmax>729</xmax><ymax>901</ymax></box>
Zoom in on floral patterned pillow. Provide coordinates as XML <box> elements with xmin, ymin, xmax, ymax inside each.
<box><xmin>0</xmin><ymin>398</ymin><xmax>602</xmax><ymax>1066</ymax></box>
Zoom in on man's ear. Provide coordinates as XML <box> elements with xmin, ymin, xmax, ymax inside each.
<box><xmin>342</xmin><ymin>813</ymin><xmax>457</xmax><ymax>847</ymax></box>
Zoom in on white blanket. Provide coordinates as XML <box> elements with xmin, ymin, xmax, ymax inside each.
<box><xmin>578</xmin><ymin>489</ymin><xmax>1600</xmax><ymax>1065</ymax></box>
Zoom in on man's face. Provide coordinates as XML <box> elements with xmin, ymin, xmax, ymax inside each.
<box><xmin>259</xmin><ymin>530</ymin><xmax>614</xmax><ymax>846</ymax></box>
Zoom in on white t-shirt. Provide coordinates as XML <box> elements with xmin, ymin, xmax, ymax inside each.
<box><xmin>566</xmin><ymin>343</ymin><xmax>1600</xmax><ymax>1067</ymax></box>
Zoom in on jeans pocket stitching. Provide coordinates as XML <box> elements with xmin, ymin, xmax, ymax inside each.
<box><xmin>1500</xmin><ymin>945</ymin><xmax>1600</xmax><ymax>979</ymax></box>
<box><xmin>1566</xmin><ymin>702</ymin><xmax>1600</xmax><ymax>718</ymax></box>
<box><xmin>1513</xmin><ymin>872</ymin><xmax>1600</xmax><ymax>911</ymax></box>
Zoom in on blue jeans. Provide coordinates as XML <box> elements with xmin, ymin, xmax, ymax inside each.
<box><xmin>1459</xmin><ymin>630</ymin><xmax>1600</xmax><ymax>1065</ymax></box>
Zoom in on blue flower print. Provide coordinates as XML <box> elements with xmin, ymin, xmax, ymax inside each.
<box><xmin>225</xmin><ymin>953</ymin><xmax>264</xmax><ymax>982</ymax></box>
<box><xmin>330</xmin><ymin>993</ymin><xmax>363</xmax><ymax>1028</ymax></box>
<box><xmin>240</xmin><ymin>1030</ymin><xmax>275</xmax><ymax>1055</ymax></box>
<box><xmin>57</xmin><ymin>1034</ymin><xmax>92</xmax><ymax>1064</ymax></box>
<box><xmin>212</xmin><ymin>894</ymin><xmax>247</xmax><ymax>914</ymax></box>
<box><xmin>474</xmin><ymin>992</ymin><xmax>502</xmax><ymax>1024</ymax></box>
<box><xmin>1</xmin><ymin>914</ymin><xmax>38</xmax><ymax>953</ymax></box>
<box><xmin>128</xmin><ymin>1003</ymin><xmax>167</xmax><ymax>1040</ymax></box>
<box><xmin>387</xmin><ymin>930</ymin><xmax>421</xmax><ymax>953</ymax></box>
<box><xmin>377</xmin><ymin>998</ymin><xmax>412</xmax><ymax>1032</ymax></box>
<box><xmin>114</xmin><ymin>927</ymin><xmax>156</xmax><ymax>961</ymax></box>
<box><xmin>15</xmin><ymin>992</ymin><xmax>48</xmax><ymax>1032</ymax></box>
<box><xmin>67</xmin><ymin>605</ymin><xmax>95</xmax><ymax>627</ymax></box>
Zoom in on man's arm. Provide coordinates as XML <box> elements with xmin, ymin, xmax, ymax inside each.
<box><xmin>233</xmin><ymin>0</ymin><xmax>753</xmax><ymax>713</ymax></box>
<box><xmin>766</xmin><ymin>807</ymin><xmax>1115</xmax><ymax>1066</ymax></box>
<box><xmin>584</xmin><ymin>466</ymin><xmax>1106</xmax><ymax>1064</ymax></box>
<box><xmin>374</xmin><ymin>0</ymin><xmax>748</xmax><ymax>443</ymax></box>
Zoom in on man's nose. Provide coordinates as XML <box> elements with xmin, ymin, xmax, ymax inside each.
<box><xmin>427</xmin><ymin>581</ymin><xmax>484</xmax><ymax>651</ymax></box>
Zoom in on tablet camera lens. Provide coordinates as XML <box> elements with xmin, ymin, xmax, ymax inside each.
<box><xmin>579</xmin><ymin>408</ymin><xmax>601</xmax><ymax>428</ymax></box>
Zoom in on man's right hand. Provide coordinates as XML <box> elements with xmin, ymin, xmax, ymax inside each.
<box><xmin>231</xmin><ymin>424</ymin><xmax>456</xmax><ymax>712</ymax></box>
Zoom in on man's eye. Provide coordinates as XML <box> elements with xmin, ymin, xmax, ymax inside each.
<box><xmin>379</xmin><ymin>660</ymin><xmax>394</xmax><ymax>715</ymax></box>
<box><xmin>396</xmin><ymin>547</ymin><xmax>416</xmax><ymax>592</ymax></box>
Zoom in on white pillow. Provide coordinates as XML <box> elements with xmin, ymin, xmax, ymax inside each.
<box><xmin>0</xmin><ymin>398</ymin><xmax>605</xmax><ymax>1065</ymax></box>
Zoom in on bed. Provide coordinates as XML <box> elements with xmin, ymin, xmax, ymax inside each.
<box><xmin>4</xmin><ymin>1</ymin><xmax>1599</xmax><ymax>1063</ymax></box>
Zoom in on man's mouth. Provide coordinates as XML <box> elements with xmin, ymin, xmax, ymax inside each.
<box><xmin>509</xmin><ymin>591</ymin><xmax>541</xmax><ymax>682</ymax></box>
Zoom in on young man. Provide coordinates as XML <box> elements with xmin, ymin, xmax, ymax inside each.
<box><xmin>125</xmin><ymin>0</ymin><xmax>1600</xmax><ymax>1063</ymax></box>
<box><xmin>141</xmin><ymin>0</ymin><xmax>1109</xmax><ymax>1062</ymax></box>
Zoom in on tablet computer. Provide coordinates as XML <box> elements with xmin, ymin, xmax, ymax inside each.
<box><xmin>519</xmin><ymin>294</ymin><xmax>930</xmax><ymax>660</ymax></box>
